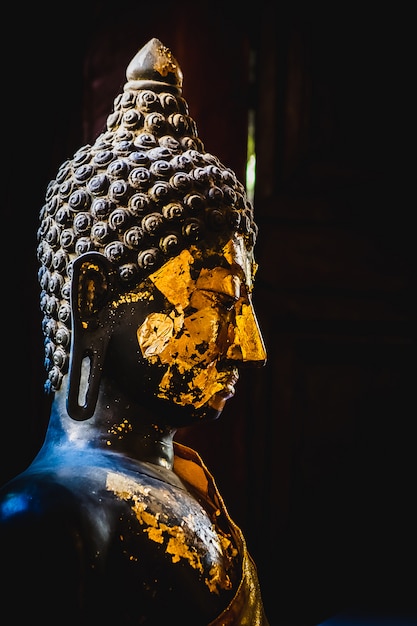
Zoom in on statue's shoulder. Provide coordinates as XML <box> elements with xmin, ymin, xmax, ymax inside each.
<box><xmin>0</xmin><ymin>459</ymin><xmax>172</xmax><ymax>579</ymax></box>
<box><xmin>0</xmin><ymin>457</ymin><xmax>162</xmax><ymax>524</ymax></box>
<box><xmin>0</xmin><ymin>454</ymin><xmax>209</xmax><ymax>544</ymax></box>
<box><xmin>0</xmin><ymin>457</ymin><xmax>238</xmax><ymax>623</ymax></box>
<box><xmin>0</xmin><ymin>465</ymin><xmax>80</xmax><ymax>522</ymax></box>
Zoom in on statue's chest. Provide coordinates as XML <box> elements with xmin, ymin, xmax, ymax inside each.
<box><xmin>101</xmin><ymin>469</ymin><xmax>238</xmax><ymax>596</ymax></box>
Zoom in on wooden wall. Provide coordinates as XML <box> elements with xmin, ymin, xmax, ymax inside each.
<box><xmin>3</xmin><ymin>2</ymin><xmax>414</xmax><ymax>624</ymax></box>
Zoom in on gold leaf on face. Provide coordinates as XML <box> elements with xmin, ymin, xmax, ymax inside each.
<box><xmin>195</xmin><ymin>267</ymin><xmax>240</xmax><ymax>299</ymax></box>
<box><xmin>134</xmin><ymin>236</ymin><xmax>266</xmax><ymax>410</ymax></box>
<box><xmin>222</xmin><ymin>236</ymin><xmax>255</xmax><ymax>292</ymax></box>
<box><xmin>226</xmin><ymin>303</ymin><xmax>267</xmax><ymax>364</ymax></box>
<box><xmin>158</xmin><ymin>360</ymin><xmax>227</xmax><ymax>409</ymax></box>
<box><xmin>158</xmin><ymin>309</ymin><xmax>221</xmax><ymax>366</ymax></box>
<box><xmin>137</xmin><ymin>311</ymin><xmax>184</xmax><ymax>362</ymax></box>
<box><xmin>148</xmin><ymin>249</ymin><xmax>194</xmax><ymax>309</ymax></box>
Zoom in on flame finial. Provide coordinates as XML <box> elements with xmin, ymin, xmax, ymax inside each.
<box><xmin>125</xmin><ymin>38</ymin><xmax>183</xmax><ymax>93</ymax></box>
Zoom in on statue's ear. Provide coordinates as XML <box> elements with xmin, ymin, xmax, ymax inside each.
<box><xmin>67</xmin><ymin>252</ymin><xmax>117</xmax><ymax>421</ymax></box>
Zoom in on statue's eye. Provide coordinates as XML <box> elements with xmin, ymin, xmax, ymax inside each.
<box><xmin>206</xmin><ymin>291</ymin><xmax>237</xmax><ymax>312</ymax></box>
<box><xmin>190</xmin><ymin>289</ymin><xmax>238</xmax><ymax>312</ymax></box>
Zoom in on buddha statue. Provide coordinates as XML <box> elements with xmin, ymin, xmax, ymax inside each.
<box><xmin>0</xmin><ymin>38</ymin><xmax>269</xmax><ymax>625</ymax></box>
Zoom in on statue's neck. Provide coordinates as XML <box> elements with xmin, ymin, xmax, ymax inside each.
<box><xmin>41</xmin><ymin>376</ymin><xmax>177</xmax><ymax>471</ymax></box>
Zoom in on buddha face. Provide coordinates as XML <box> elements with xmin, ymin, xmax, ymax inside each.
<box><xmin>107</xmin><ymin>234</ymin><xmax>266</xmax><ymax>423</ymax></box>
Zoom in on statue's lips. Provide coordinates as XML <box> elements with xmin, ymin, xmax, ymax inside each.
<box><xmin>208</xmin><ymin>371</ymin><xmax>239</xmax><ymax>410</ymax></box>
<box><xmin>220</xmin><ymin>369</ymin><xmax>239</xmax><ymax>394</ymax></box>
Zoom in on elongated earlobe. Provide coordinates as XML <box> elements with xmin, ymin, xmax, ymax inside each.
<box><xmin>67</xmin><ymin>252</ymin><xmax>116</xmax><ymax>421</ymax></box>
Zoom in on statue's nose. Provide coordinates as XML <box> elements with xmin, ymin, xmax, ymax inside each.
<box><xmin>226</xmin><ymin>299</ymin><xmax>267</xmax><ymax>366</ymax></box>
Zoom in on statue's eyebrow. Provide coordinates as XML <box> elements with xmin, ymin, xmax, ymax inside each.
<box><xmin>195</xmin><ymin>267</ymin><xmax>241</xmax><ymax>299</ymax></box>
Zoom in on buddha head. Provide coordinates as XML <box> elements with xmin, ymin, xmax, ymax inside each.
<box><xmin>37</xmin><ymin>38</ymin><xmax>266</xmax><ymax>424</ymax></box>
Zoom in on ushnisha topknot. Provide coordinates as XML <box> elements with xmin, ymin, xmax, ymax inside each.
<box><xmin>125</xmin><ymin>37</ymin><xmax>183</xmax><ymax>92</ymax></box>
<box><xmin>37</xmin><ymin>38</ymin><xmax>258</xmax><ymax>393</ymax></box>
